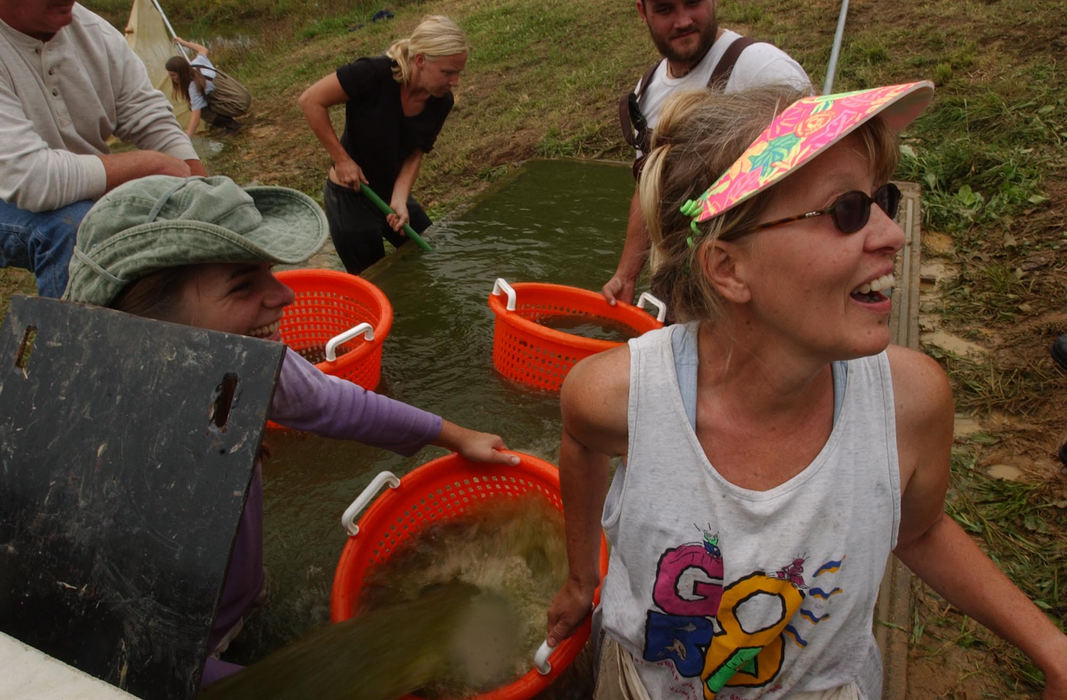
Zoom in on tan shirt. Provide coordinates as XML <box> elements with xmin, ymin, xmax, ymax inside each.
<box><xmin>0</xmin><ymin>3</ymin><xmax>197</xmax><ymax>211</ymax></box>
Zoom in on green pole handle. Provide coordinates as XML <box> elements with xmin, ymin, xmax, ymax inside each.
<box><xmin>358</xmin><ymin>183</ymin><xmax>432</xmax><ymax>251</ymax></box>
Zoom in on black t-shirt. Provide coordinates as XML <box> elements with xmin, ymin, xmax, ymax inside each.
<box><xmin>336</xmin><ymin>55</ymin><xmax>454</xmax><ymax>199</ymax></box>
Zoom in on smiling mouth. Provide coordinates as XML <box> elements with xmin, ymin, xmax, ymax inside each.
<box><xmin>851</xmin><ymin>273</ymin><xmax>895</xmax><ymax>303</ymax></box>
<box><xmin>248</xmin><ymin>319</ymin><xmax>281</xmax><ymax>339</ymax></box>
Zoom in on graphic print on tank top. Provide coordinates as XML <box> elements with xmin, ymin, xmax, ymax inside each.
<box><xmin>642</xmin><ymin>523</ymin><xmax>847</xmax><ymax>697</ymax></box>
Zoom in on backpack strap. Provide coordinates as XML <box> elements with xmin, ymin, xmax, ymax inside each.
<box><xmin>624</xmin><ymin>35</ymin><xmax>759</xmax><ymax>179</ymax></box>
<box><xmin>707</xmin><ymin>35</ymin><xmax>757</xmax><ymax>89</ymax></box>
<box><xmin>619</xmin><ymin>61</ymin><xmax>661</xmax><ymax>151</ymax></box>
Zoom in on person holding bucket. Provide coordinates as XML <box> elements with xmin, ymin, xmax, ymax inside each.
<box><xmin>544</xmin><ymin>84</ymin><xmax>1067</xmax><ymax>697</ymax></box>
<box><xmin>166</xmin><ymin>36</ymin><xmax>246</xmax><ymax>136</ymax></box>
<box><xmin>62</xmin><ymin>174</ymin><xmax>520</xmax><ymax>687</ymax></box>
<box><xmin>298</xmin><ymin>15</ymin><xmax>467</xmax><ymax>273</ymax></box>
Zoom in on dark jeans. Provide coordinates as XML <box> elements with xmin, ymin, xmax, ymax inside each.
<box><xmin>0</xmin><ymin>197</ymin><xmax>93</xmax><ymax>297</ymax></box>
<box><xmin>322</xmin><ymin>179</ymin><xmax>431</xmax><ymax>274</ymax></box>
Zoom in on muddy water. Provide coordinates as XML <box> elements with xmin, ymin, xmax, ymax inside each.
<box><xmin>356</xmin><ymin>496</ymin><xmax>568</xmax><ymax>697</ymax></box>
<box><xmin>537</xmin><ymin>316</ymin><xmax>640</xmax><ymax>343</ymax></box>
<box><xmin>222</xmin><ymin>160</ymin><xmax>636</xmax><ymax>696</ymax></box>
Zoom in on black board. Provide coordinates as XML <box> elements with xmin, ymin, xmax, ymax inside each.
<box><xmin>0</xmin><ymin>296</ymin><xmax>285</xmax><ymax>699</ymax></box>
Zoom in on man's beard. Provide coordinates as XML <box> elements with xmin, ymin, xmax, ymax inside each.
<box><xmin>651</xmin><ymin>20</ymin><xmax>717</xmax><ymax>67</ymax></box>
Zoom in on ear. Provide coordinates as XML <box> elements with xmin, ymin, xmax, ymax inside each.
<box><xmin>698</xmin><ymin>240</ymin><xmax>751</xmax><ymax>304</ymax></box>
<box><xmin>413</xmin><ymin>53</ymin><xmax>426</xmax><ymax>69</ymax></box>
<box><xmin>636</xmin><ymin>0</ymin><xmax>648</xmax><ymax>23</ymax></box>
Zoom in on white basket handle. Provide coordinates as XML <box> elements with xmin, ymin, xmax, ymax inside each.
<box><xmin>534</xmin><ymin>640</ymin><xmax>554</xmax><ymax>675</ymax></box>
<box><xmin>325</xmin><ymin>322</ymin><xmax>374</xmax><ymax>362</ymax></box>
<box><xmin>341</xmin><ymin>471</ymin><xmax>400</xmax><ymax>536</ymax></box>
<box><xmin>635</xmin><ymin>292</ymin><xmax>667</xmax><ymax>323</ymax></box>
<box><xmin>491</xmin><ymin>278</ymin><xmax>517</xmax><ymax>311</ymax></box>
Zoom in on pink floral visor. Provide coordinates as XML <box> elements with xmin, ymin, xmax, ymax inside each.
<box><xmin>680</xmin><ymin>81</ymin><xmax>935</xmax><ymax>227</ymax></box>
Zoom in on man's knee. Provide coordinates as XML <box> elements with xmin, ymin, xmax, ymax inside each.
<box><xmin>0</xmin><ymin>198</ymin><xmax>92</xmax><ymax>297</ymax></box>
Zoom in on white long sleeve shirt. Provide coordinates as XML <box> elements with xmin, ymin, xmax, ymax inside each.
<box><xmin>0</xmin><ymin>3</ymin><xmax>197</xmax><ymax>211</ymax></box>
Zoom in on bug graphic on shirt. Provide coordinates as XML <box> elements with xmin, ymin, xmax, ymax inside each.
<box><xmin>694</xmin><ymin>523</ymin><xmax>721</xmax><ymax>558</ymax></box>
<box><xmin>774</xmin><ymin>556</ymin><xmax>808</xmax><ymax>588</ymax></box>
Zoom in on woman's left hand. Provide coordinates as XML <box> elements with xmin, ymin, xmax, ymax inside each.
<box><xmin>386</xmin><ymin>198</ymin><xmax>410</xmax><ymax>232</ymax></box>
<box><xmin>435</xmin><ymin>421</ymin><xmax>520</xmax><ymax>466</ymax></box>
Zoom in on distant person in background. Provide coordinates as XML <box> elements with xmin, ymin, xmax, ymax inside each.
<box><xmin>299</xmin><ymin>15</ymin><xmax>467</xmax><ymax>274</ymax></box>
<box><xmin>601</xmin><ymin>0</ymin><xmax>811</xmax><ymax>306</ymax></box>
<box><xmin>0</xmin><ymin>0</ymin><xmax>205</xmax><ymax>298</ymax></box>
<box><xmin>166</xmin><ymin>36</ymin><xmax>243</xmax><ymax>136</ymax></box>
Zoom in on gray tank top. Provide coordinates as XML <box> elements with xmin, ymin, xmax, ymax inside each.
<box><xmin>599</xmin><ymin>323</ymin><xmax>900</xmax><ymax>698</ymax></box>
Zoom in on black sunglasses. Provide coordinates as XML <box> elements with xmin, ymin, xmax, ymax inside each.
<box><xmin>744</xmin><ymin>182</ymin><xmax>902</xmax><ymax>236</ymax></box>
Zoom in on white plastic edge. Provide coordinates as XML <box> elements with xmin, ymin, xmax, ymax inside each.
<box><xmin>491</xmin><ymin>278</ymin><xmax>517</xmax><ymax>311</ymax></box>
<box><xmin>325</xmin><ymin>322</ymin><xmax>375</xmax><ymax>362</ymax></box>
<box><xmin>340</xmin><ymin>471</ymin><xmax>400</xmax><ymax>535</ymax></box>
<box><xmin>534</xmin><ymin>639</ymin><xmax>553</xmax><ymax>675</ymax></box>
<box><xmin>635</xmin><ymin>291</ymin><xmax>667</xmax><ymax>322</ymax></box>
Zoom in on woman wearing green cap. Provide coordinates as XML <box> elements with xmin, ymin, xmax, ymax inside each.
<box><xmin>544</xmin><ymin>84</ymin><xmax>1067</xmax><ymax>698</ymax></box>
<box><xmin>62</xmin><ymin>174</ymin><xmax>519</xmax><ymax>686</ymax></box>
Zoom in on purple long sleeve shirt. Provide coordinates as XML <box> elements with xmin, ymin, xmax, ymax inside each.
<box><xmin>203</xmin><ymin>349</ymin><xmax>441</xmax><ymax>684</ymax></box>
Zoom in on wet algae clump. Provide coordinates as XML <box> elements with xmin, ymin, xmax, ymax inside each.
<box><xmin>200</xmin><ymin>582</ymin><xmax>480</xmax><ymax>700</ymax></box>
<box><xmin>359</xmin><ymin>495</ymin><xmax>570</xmax><ymax>697</ymax></box>
<box><xmin>204</xmin><ymin>495</ymin><xmax>569</xmax><ymax>699</ymax></box>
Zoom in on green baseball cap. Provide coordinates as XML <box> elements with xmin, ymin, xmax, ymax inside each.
<box><xmin>63</xmin><ymin>175</ymin><xmax>328</xmax><ymax>306</ymax></box>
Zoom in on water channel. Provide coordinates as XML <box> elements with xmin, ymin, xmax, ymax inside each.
<box><xmin>224</xmin><ymin>160</ymin><xmax>641</xmax><ymax>692</ymax></box>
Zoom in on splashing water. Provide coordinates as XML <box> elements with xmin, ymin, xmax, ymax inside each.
<box><xmin>206</xmin><ymin>496</ymin><xmax>568</xmax><ymax>699</ymax></box>
<box><xmin>358</xmin><ymin>495</ymin><xmax>569</xmax><ymax>697</ymax></box>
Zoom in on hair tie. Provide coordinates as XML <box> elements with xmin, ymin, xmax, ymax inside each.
<box><xmin>680</xmin><ymin>199</ymin><xmax>703</xmax><ymax>248</ymax></box>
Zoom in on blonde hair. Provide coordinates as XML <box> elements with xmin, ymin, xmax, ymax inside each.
<box><xmin>639</xmin><ymin>85</ymin><xmax>900</xmax><ymax>323</ymax></box>
<box><xmin>386</xmin><ymin>15</ymin><xmax>468</xmax><ymax>84</ymax></box>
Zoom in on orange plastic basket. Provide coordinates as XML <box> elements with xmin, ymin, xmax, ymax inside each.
<box><xmin>488</xmin><ymin>279</ymin><xmax>665</xmax><ymax>392</ymax></box>
<box><xmin>331</xmin><ymin>451</ymin><xmax>609</xmax><ymax>700</ymax></box>
<box><xmin>275</xmin><ymin>269</ymin><xmax>393</xmax><ymax>391</ymax></box>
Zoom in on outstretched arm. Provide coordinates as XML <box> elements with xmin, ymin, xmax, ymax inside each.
<box><xmin>546</xmin><ymin>347</ymin><xmax>630</xmax><ymax>646</ymax></box>
<box><xmin>890</xmin><ymin>346</ymin><xmax>1067</xmax><ymax>696</ymax></box>
<box><xmin>602</xmin><ymin>186</ymin><xmax>649</xmax><ymax>305</ymax></box>
<box><xmin>184</xmin><ymin>109</ymin><xmax>202</xmax><ymax>139</ymax></box>
<box><xmin>298</xmin><ymin>74</ymin><xmax>365</xmax><ymax>189</ymax></box>
<box><xmin>173</xmin><ymin>37</ymin><xmax>208</xmax><ymax>57</ymax></box>
<box><xmin>433</xmin><ymin>420</ymin><xmax>519</xmax><ymax>466</ymax></box>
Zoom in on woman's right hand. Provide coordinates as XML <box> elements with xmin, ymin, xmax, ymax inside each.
<box><xmin>329</xmin><ymin>158</ymin><xmax>366</xmax><ymax>190</ymax></box>
<box><xmin>546</xmin><ymin>576</ymin><xmax>597</xmax><ymax>648</ymax></box>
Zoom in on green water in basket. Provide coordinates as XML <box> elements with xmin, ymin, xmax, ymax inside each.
<box><xmin>222</xmin><ymin>160</ymin><xmax>636</xmax><ymax>697</ymax></box>
<box><xmin>536</xmin><ymin>315</ymin><xmax>639</xmax><ymax>343</ymax></box>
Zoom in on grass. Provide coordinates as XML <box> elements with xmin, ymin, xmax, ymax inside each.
<box><xmin>16</xmin><ymin>0</ymin><xmax>1067</xmax><ymax>695</ymax></box>
<box><xmin>938</xmin><ymin>444</ymin><xmax>1067</xmax><ymax>687</ymax></box>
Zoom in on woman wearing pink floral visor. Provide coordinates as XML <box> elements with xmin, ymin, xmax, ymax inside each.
<box><xmin>545</xmin><ymin>82</ymin><xmax>1067</xmax><ymax>699</ymax></box>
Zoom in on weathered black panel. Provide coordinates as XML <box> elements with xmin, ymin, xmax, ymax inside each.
<box><xmin>0</xmin><ymin>296</ymin><xmax>284</xmax><ymax>699</ymax></box>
